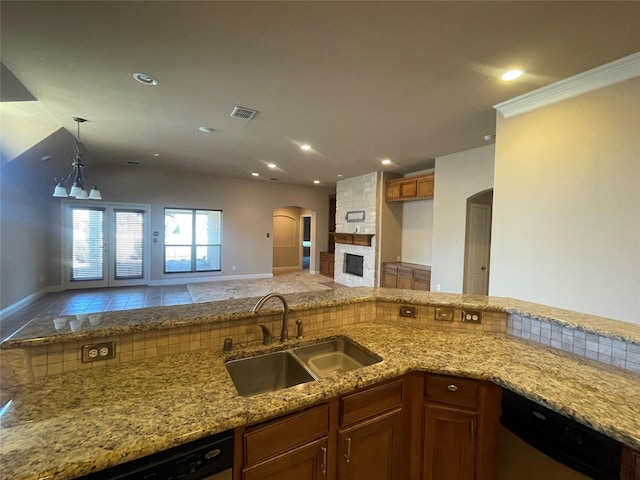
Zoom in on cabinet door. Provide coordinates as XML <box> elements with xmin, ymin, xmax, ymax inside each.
<box><xmin>243</xmin><ymin>438</ymin><xmax>328</xmax><ymax>480</ymax></box>
<box><xmin>382</xmin><ymin>266</ymin><xmax>398</xmax><ymax>288</ymax></box>
<box><xmin>397</xmin><ymin>267</ymin><xmax>413</xmax><ymax>290</ymax></box>
<box><xmin>416</xmin><ymin>175</ymin><xmax>434</xmax><ymax>198</ymax></box>
<box><xmin>386</xmin><ymin>182</ymin><xmax>400</xmax><ymax>201</ymax></box>
<box><xmin>399</xmin><ymin>180</ymin><xmax>417</xmax><ymax>199</ymax></box>
<box><xmin>422</xmin><ymin>404</ymin><xmax>476</xmax><ymax>480</ymax></box>
<box><xmin>338</xmin><ymin>409</ymin><xmax>403</xmax><ymax>480</ymax></box>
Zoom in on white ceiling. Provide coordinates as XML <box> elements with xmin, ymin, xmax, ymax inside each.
<box><xmin>1</xmin><ymin>1</ymin><xmax>639</xmax><ymax>186</ymax></box>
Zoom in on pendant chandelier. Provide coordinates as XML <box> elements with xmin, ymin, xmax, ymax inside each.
<box><xmin>52</xmin><ymin>117</ymin><xmax>102</xmax><ymax>200</ymax></box>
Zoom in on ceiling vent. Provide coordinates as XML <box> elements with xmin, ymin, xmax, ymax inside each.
<box><xmin>230</xmin><ymin>106</ymin><xmax>258</xmax><ymax>120</ymax></box>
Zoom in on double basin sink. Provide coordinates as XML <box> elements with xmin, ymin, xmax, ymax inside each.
<box><xmin>225</xmin><ymin>337</ymin><xmax>382</xmax><ymax>397</ymax></box>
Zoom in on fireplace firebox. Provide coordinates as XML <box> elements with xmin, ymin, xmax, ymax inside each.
<box><xmin>345</xmin><ymin>254</ymin><xmax>364</xmax><ymax>277</ymax></box>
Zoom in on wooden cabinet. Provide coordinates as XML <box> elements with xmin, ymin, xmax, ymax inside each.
<box><xmin>320</xmin><ymin>252</ymin><xmax>334</xmax><ymax>278</ymax></box>
<box><xmin>621</xmin><ymin>446</ymin><xmax>640</xmax><ymax>480</ymax></box>
<box><xmin>239</xmin><ymin>405</ymin><xmax>330</xmax><ymax>480</ymax></box>
<box><xmin>338</xmin><ymin>379</ymin><xmax>405</xmax><ymax>480</ymax></box>
<box><xmin>422</xmin><ymin>374</ymin><xmax>501</xmax><ymax>480</ymax></box>
<box><xmin>235</xmin><ymin>374</ymin><xmax>502</xmax><ymax>480</ymax></box>
<box><xmin>383</xmin><ymin>262</ymin><xmax>431</xmax><ymax>291</ymax></box>
<box><xmin>385</xmin><ymin>173</ymin><xmax>434</xmax><ymax>202</ymax></box>
<box><xmin>237</xmin><ymin>379</ymin><xmax>408</xmax><ymax>480</ymax></box>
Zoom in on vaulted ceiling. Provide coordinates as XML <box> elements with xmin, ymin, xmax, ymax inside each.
<box><xmin>1</xmin><ymin>1</ymin><xmax>639</xmax><ymax>186</ymax></box>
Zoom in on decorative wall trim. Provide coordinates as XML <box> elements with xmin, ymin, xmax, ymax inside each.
<box><xmin>150</xmin><ymin>273</ymin><xmax>273</xmax><ymax>286</ymax></box>
<box><xmin>494</xmin><ymin>52</ymin><xmax>640</xmax><ymax>118</ymax></box>
<box><xmin>0</xmin><ymin>288</ymin><xmax>48</xmax><ymax>320</ymax></box>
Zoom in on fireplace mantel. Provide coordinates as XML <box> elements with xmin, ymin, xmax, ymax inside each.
<box><xmin>333</xmin><ymin>232</ymin><xmax>374</xmax><ymax>247</ymax></box>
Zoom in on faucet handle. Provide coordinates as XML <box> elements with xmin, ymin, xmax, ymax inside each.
<box><xmin>295</xmin><ymin>319</ymin><xmax>304</xmax><ymax>339</ymax></box>
<box><xmin>258</xmin><ymin>324</ymin><xmax>272</xmax><ymax>345</ymax></box>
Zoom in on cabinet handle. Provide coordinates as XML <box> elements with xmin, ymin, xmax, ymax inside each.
<box><xmin>447</xmin><ymin>384</ymin><xmax>458</xmax><ymax>392</ymax></box>
<box><xmin>345</xmin><ymin>437</ymin><xmax>352</xmax><ymax>464</ymax></box>
<box><xmin>321</xmin><ymin>446</ymin><xmax>327</xmax><ymax>475</ymax></box>
<box><xmin>470</xmin><ymin>419</ymin><xmax>475</xmax><ymax>443</ymax></box>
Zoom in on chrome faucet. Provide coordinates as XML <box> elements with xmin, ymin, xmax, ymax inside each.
<box><xmin>253</xmin><ymin>293</ymin><xmax>289</xmax><ymax>342</ymax></box>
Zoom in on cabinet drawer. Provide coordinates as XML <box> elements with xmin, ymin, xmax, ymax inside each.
<box><xmin>341</xmin><ymin>379</ymin><xmax>403</xmax><ymax>426</ymax></box>
<box><xmin>426</xmin><ymin>374</ymin><xmax>478</xmax><ymax>408</ymax></box>
<box><xmin>244</xmin><ymin>404</ymin><xmax>329</xmax><ymax>467</ymax></box>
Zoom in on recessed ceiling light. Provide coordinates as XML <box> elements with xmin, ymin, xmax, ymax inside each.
<box><xmin>313</xmin><ymin>180</ymin><xmax>320</xmax><ymax>184</ymax></box>
<box><xmin>337</xmin><ymin>174</ymin><xmax>343</xmax><ymax>178</ymax></box>
<box><xmin>300</xmin><ymin>145</ymin><xmax>312</xmax><ymax>151</ymax></box>
<box><xmin>381</xmin><ymin>159</ymin><xmax>392</xmax><ymax>165</ymax></box>
<box><xmin>267</xmin><ymin>163</ymin><xmax>277</xmax><ymax>169</ymax></box>
<box><xmin>133</xmin><ymin>72</ymin><xmax>158</xmax><ymax>86</ymax></box>
<box><xmin>483</xmin><ymin>134</ymin><xmax>496</xmax><ymax>142</ymax></box>
<box><xmin>501</xmin><ymin>69</ymin><xmax>523</xmax><ymax>81</ymax></box>
<box><xmin>251</xmin><ymin>172</ymin><xmax>259</xmax><ymax>177</ymax></box>
<box><xmin>199</xmin><ymin>126</ymin><xmax>215</xmax><ymax>133</ymax></box>
<box><xmin>149</xmin><ymin>152</ymin><xmax>160</xmax><ymax>157</ymax></box>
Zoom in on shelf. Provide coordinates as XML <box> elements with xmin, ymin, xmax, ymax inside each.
<box><xmin>334</xmin><ymin>233</ymin><xmax>374</xmax><ymax>246</ymax></box>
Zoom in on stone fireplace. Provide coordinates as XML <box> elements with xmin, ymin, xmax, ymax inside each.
<box><xmin>334</xmin><ymin>172</ymin><xmax>379</xmax><ymax>287</ymax></box>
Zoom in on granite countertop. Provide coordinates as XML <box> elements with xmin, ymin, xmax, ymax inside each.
<box><xmin>4</xmin><ymin>288</ymin><xmax>640</xmax><ymax>348</ymax></box>
<box><xmin>1</xmin><ymin>321</ymin><xmax>639</xmax><ymax>480</ymax></box>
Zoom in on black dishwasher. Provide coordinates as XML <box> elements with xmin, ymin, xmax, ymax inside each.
<box><xmin>77</xmin><ymin>430</ymin><xmax>233</xmax><ymax>480</ymax></box>
<box><xmin>501</xmin><ymin>389</ymin><xmax>621</xmax><ymax>480</ymax></box>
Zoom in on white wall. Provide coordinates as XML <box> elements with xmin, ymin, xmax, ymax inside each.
<box><xmin>490</xmin><ymin>78</ymin><xmax>640</xmax><ymax>324</ymax></box>
<box><xmin>400</xmin><ymin>169</ymin><xmax>434</xmax><ymax>266</ymax></box>
<box><xmin>431</xmin><ymin>145</ymin><xmax>495</xmax><ymax>293</ymax></box>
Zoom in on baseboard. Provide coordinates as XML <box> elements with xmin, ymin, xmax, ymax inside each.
<box><xmin>272</xmin><ymin>266</ymin><xmax>302</xmax><ymax>273</ymax></box>
<box><xmin>0</xmin><ymin>288</ymin><xmax>47</xmax><ymax>320</ymax></box>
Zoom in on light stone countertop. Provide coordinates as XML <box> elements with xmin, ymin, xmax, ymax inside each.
<box><xmin>1</xmin><ymin>320</ymin><xmax>639</xmax><ymax>480</ymax></box>
<box><xmin>4</xmin><ymin>288</ymin><xmax>640</xmax><ymax>348</ymax></box>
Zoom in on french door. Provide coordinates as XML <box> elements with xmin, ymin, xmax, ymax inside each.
<box><xmin>64</xmin><ymin>203</ymin><xmax>150</xmax><ymax>288</ymax></box>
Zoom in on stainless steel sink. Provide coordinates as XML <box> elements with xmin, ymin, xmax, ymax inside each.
<box><xmin>225</xmin><ymin>351</ymin><xmax>315</xmax><ymax>397</ymax></box>
<box><xmin>292</xmin><ymin>337</ymin><xmax>382</xmax><ymax>379</ymax></box>
<box><xmin>225</xmin><ymin>337</ymin><xmax>382</xmax><ymax>397</ymax></box>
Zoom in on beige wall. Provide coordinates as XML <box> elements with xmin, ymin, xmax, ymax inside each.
<box><xmin>490</xmin><ymin>78</ymin><xmax>640</xmax><ymax>324</ymax></box>
<box><xmin>431</xmin><ymin>144</ymin><xmax>495</xmax><ymax>293</ymax></box>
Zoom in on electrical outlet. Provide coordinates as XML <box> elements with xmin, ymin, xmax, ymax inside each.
<box><xmin>462</xmin><ymin>310</ymin><xmax>482</xmax><ymax>324</ymax></box>
<box><xmin>399</xmin><ymin>306</ymin><xmax>416</xmax><ymax>318</ymax></box>
<box><xmin>81</xmin><ymin>341</ymin><xmax>116</xmax><ymax>363</ymax></box>
<box><xmin>435</xmin><ymin>307</ymin><xmax>454</xmax><ymax>322</ymax></box>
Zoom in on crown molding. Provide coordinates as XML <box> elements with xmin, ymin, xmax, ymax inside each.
<box><xmin>494</xmin><ymin>52</ymin><xmax>640</xmax><ymax>119</ymax></box>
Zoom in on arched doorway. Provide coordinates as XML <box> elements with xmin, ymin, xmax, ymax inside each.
<box><xmin>463</xmin><ymin>189</ymin><xmax>493</xmax><ymax>295</ymax></box>
<box><xmin>272</xmin><ymin>206</ymin><xmax>316</xmax><ymax>274</ymax></box>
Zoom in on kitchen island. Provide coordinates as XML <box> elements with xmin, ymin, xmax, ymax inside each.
<box><xmin>1</xmin><ymin>288</ymin><xmax>639</xmax><ymax>480</ymax></box>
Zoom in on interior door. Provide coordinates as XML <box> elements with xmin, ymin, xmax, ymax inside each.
<box><xmin>65</xmin><ymin>203</ymin><xmax>149</xmax><ymax>289</ymax></box>
<box><xmin>464</xmin><ymin>203</ymin><xmax>491</xmax><ymax>295</ymax></box>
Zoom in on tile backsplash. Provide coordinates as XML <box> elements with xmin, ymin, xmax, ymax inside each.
<box><xmin>508</xmin><ymin>313</ymin><xmax>640</xmax><ymax>374</ymax></box>
<box><xmin>6</xmin><ymin>300</ymin><xmax>639</xmax><ymax>385</ymax></box>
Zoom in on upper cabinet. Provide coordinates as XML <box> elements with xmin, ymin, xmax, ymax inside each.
<box><xmin>385</xmin><ymin>173</ymin><xmax>434</xmax><ymax>202</ymax></box>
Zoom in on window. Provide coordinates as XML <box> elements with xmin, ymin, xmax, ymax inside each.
<box><xmin>164</xmin><ymin>208</ymin><xmax>222</xmax><ymax>273</ymax></box>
